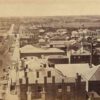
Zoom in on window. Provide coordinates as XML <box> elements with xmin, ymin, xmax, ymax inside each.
<box><xmin>37</xmin><ymin>86</ymin><xmax>42</xmax><ymax>92</ymax></box>
<box><xmin>19</xmin><ymin>79</ymin><xmax>22</xmax><ymax>84</ymax></box>
<box><xmin>58</xmin><ymin>85</ymin><xmax>62</xmax><ymax>92</ymax></box>
<box><xmin>47</xmin><ymin>71</ymin><xmax>51</xmax><ymax>77</ymax></box>
<box><xmin>43</xmin><ymin>64</ymin><xmax>46</xmax><ymax>68</ymax></box>
<box><xmin>67</xmin><ymin>86</ymin><xmax>71</xmax><ymax>92</ymax></box>
<box><xmin>50</xmin><ymin>45</ymin><xmax>53</xmax><ymax>48</ymax></box>
<box><xmin>36</xmin><ymin>71</ymin><xmax>39</xmax><ymax>78</ymax></box>
<box><xmin>58</xmin><ymin>88</ymin><xmax>62</xmax><ymax>92</ymax></box>
<box><xmin>10</xmin><ymin>85</ymin><xmax>15</xmax><ymax>91</ymax></box>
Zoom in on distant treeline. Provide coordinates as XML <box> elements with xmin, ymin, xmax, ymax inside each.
<box><xmin>1</xmin><ymin>16</ymin><xmax>100</xmax><ymax>29</ymax></box>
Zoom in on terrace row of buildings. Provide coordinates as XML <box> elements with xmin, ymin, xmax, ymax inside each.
<box><xmin>5</xmin><ymin>55</ymin><xmax>100</xmax><ymax>100</ymax></box>
<box><xmin>19</xmin><ymin>44</ymin><xmax>100</xmax><ymax>65</ymax></box>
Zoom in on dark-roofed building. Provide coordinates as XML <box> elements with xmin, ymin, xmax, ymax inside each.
<box><xmin>56</xmin><ymin>64</ymin><xmax>100</xmax><ymax>97</ymax></box>
<box><xmin>47</xmin><ymin>55</ymin><xmax>69</xmax><ymax>64</ymax></box>
<box><xmin>70</xmin><ymin>47</ymin><xmax>91</xmax><ymax>64</ymax></box>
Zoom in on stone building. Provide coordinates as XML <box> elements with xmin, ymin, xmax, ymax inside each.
<box><xmin>8</xmin><ymin>58</ymin><xmax>87</xmax><ymax>100</ymax></box>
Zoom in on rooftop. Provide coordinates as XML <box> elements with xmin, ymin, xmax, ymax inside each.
<box><xmin>55</xmin><ymin>64</ymin><xmax>100</xmax><ymax>81</ymax></box>
<box><xmin>20</xmin><ymin>45</ymin><xmax>64</xmax><ymax>53</ymax></box>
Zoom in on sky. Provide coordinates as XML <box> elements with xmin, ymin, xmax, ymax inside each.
<box><xmin>0</xmin><ymin>0</ymin><xmax>100</xmax><ymax>17</ymax></box>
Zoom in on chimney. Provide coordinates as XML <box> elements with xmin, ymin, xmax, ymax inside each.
<box><xmin>76</xmin><ymin>73</ymin><xmax>81</xmax><ymax>83</ymax></box>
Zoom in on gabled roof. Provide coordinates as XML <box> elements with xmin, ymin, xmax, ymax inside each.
<box><xmin>82</xmin><ymin>65</ymin><xmax>99</xmax><ymax>81</ymax></box>
<box><xmin>20</xmin><ymin>45</ymin><xmax>44</xmax><ymax>53</ymax></box>
<box><xmin>55</xmin><ymin>64</ymin><xmax>100</xmax><ymax>81</ymax></box>
<box><xmin>89</xmin><ymin>65</ymin><xmax>100</xmax><ymax>81</ymax></box>
<box><xmin>20</xmin><ymin>45</ymin><xmax>64</xmax><ymax>53</ymax></box>
<box><xmin>55</xmin><ymin>64</ymin><xmax>91</xmax><ymax>78</ymax></box>
<box><xmin>46</xmin><ymin>48</ymin><xmax>64</xmax><ymax>53</ymax></box>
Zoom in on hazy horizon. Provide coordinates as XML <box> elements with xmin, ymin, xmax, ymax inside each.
<box><xmin>0</xmin><ymin>0</ymin><xmax>100</xmax><ymax>17</ymax></box>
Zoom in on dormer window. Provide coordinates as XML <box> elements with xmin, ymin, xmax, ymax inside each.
<box><xmin>47</xmin><ymin>71</ymin><xmax>51</xmax><ymax>77</ymax></box>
